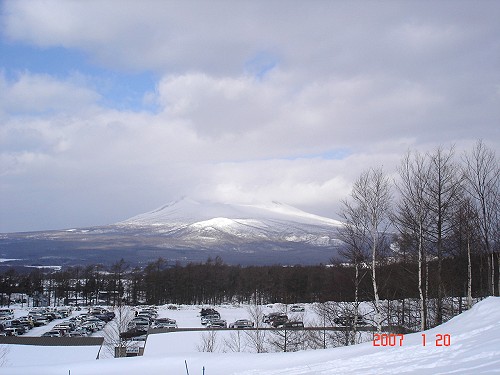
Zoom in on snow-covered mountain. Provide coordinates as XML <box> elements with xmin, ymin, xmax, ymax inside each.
<box><xmin>118</xmin><ymin>197</ymin><xmax>343</xmax><ymax>247</ymax></box>
<box><xmin>0</xmin><ymin>198</ymin><xmax>345</xmax><ymax>267</ymax></box>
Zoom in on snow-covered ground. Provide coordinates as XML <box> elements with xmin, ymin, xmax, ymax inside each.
<box><xmin>1</xmin><ymin>297</ymin><xmax>500</xmax><ymax>374</ymax></box>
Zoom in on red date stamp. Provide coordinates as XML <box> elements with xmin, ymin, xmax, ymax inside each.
<box><xmin>421</xmin><ymin>333</ymin><xmax>451</xmax><ymax>346</ymax></box>
<box><xmin>372</xmin><ymin>333</ymin><xmax>451</xmax><ymax>347</ymax></box>
<box><xmin>373</xmin><ymin>333</ymin><xmax>405</xmax><ymax>346</ymax></box>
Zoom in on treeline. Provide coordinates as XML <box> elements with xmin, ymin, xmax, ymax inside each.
<box><xmin>0</xmin><ymin>252</ymin><xmax>495</xmax><ymax>308</ymax></box>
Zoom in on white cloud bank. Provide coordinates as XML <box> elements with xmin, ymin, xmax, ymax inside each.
<box><xmin>0</xmin><ymin>1</ymin><xmax>499</xmax><ymax>232</ymax></box>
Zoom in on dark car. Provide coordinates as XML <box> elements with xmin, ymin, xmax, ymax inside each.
<box><xmin>271</xmin><ymin>315</ymin><xmax>289</xmax><ymax>328</ymax></box>
<box><xmin>120</xmin><ymin>328</ymin><xmax>148</xmax><ymax>339</ymax></box>
<box><xmin>93</xmin><ymin>312</ymin><xmax>115</xmax><ymax>322</ymax></box>
<box><xmin>229</xmin><ymin>319</ymin><xmax>254</xmax><ymax>329</ymax></box>
<box><xmin>263</xmin><ymin>312</ymin><xmax>288</xmax><ymax>324</ymax></box>
<box><xmin>200</xmin><ymin>308</ymin><xmax>219</xmax><ymax>317</ymax></box>
<box><xmin>334</xmin><ymin>315</ymin><xmax>368</xmax><ymax>327</ymax></box>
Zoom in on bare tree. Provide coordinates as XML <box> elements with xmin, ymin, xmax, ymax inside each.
<box><xmin>394</xmin><ymin>151</ymin><xmax>432</xmax><ymax>330</ymax></box>
<box><xmin>267</xmin><ymin>326</ymin><xmax>299</xmax><ymax>353</ymax></box>
<box><xmin>337</xmin><ymin>227</ymin><xmax>369</xmax><ymax>340</ymax></box>
<box><xmin>339</xmin><ymin>167</ymin><xmax>392</xmax><ymax>332</ymax></box>
<box><xmin>425</xmin><ymin>146</ymin><xmax>463</xmax><ymax>325</ymax></box>
<box><xmin>197</xmin><ymin>329</ymin><xmax>219</xmax><ymax>352</ymax></box>
<box><xmin>463</xmin><ymin>140</ymin><xmax>500</xmax><ymax>296</ymax></box>
<box><xmin>313</xmin><ymin>301</ymin><xmax>365</xmax><ymax>347</ymax></box>
<box><xmin>223</xmin><ymin>330</ymin><xmax>245</xmax><ymax>353</ymax></box>
<box><xmin>244</xmin><ymin>303</ymin><xmax>267</xmax><ymax>353</ymax></box>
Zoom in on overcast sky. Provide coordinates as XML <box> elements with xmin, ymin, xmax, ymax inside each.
<box><xmin>1</xmin><ymin>0</ymin><xmax>499</xmax><ymax>233</ymax></box>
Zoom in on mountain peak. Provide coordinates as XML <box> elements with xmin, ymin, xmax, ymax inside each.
<box><xmin>120</xmin><ymin>197</ymin><xmax>342</xmax><ymax>227</ymax></box>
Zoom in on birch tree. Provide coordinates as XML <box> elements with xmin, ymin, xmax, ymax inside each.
<box><xmin>394</xmin><ymin>151</ymin><xmax>431</xmax><ymax>330</ymax></box>
<box><xmin>340</xmin><ymin>167</ymin><xmax>392</xmax><ymax>332</ymax></box>
<box><xmin>463</xmin><ymin>140</ymin><xmax>500</xmax><ymax>296</ymax></box>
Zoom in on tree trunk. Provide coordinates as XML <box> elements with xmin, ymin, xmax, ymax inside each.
<box><xmin>352</xmin><ymin>262</ymin><xmax>359</xmax><ymax>345</ymax></box>
<box><xmin>418</xmin><ymin>222</ymin><xmax>427</xmax><ymax>330</ymax></box>
<box><xmin>467</xmin><ymin>239</ymin><xmax>473</xmax><ymax>308</ymax></box>
<box><xmin>372</xmin><ymin>236</ymin><xmax>382</xmax><ymax>333</ymax></box>
<box><xmin>491</xmin><ymin>253</ymin><xmax>495</xmax><ymax>296</ymax></box>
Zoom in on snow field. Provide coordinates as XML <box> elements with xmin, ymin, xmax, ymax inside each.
<box><xmin>1</xmin><ymin>298</ymin><xmax>499</xmax><ymax>374</ymax></box>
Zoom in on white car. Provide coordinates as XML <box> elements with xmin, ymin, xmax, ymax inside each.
<box><xmin>206</xmin><ymin>319</ymin><xmax>227</xmax><ymax>328</ymax></box>
<box><xmin>201</xmin><ymin>314</ymin><xmax>220</xmax><ymax>325</ymax></box>
<box><xmin>290</xmin><ymin>305</ymin><xmax>305</xmax><ymax>312</ymax></box>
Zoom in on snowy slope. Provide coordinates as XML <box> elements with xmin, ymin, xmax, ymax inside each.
<box><xmin>2</xmin><ymin>298</ymin><xmax>500</xmax><ymax>374</ymax></box>
<box><xmin>121</xmin><ymin>197</ymin><xmax>341</xmax><ymax>227</ymax></box>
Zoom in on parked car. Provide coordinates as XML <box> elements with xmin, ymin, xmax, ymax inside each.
<box><xmin>152</xmin><ymin>318</ymin><xmax>177</xmax><ymax>329</ymax></box>
<box><xmin>271</xmin><ymin>315</ymin><xmax>290</xmax><ymax>328</ymax></box>
<box><xmin>200</xmin><ymin>308</ymin><xmax>219</xmax><ymax>317</ymax></box>
<box><xmin>136</xmin><ymin>313</ymin><xmax>154</xmax><ymax>323</ymax></box>
<box><xmin>138</xmin><ymin>308</ymin><xmax>157</xmax><ymax>318</ymax></box>
<box><xmin>43</xmin><ymin>313</ymin><xmax>57</xmax><ymax>321</ymax></box>
<box><xmin>290</xmin><ymin>305</ymin><xmax>305</xmax><ymax>312</ymax></box>
<box><xmin>80</xmin><ymin>322</ymin><xmax>99</xmax><ymax>333</ymax></box>
<box><xmin>18</xmin><ymin>316</ymin><xmax>34</xmax><ymax>329</ymax></box>
<box><xmin>92</xmin><ymin>312</ymin><xmax>114</xmax><ymax>322</ymax></box>
<box><xmin>201</xmin><ymin>314</ymin><xmax>221</xmax><ymax>325</ymax></box>
<box><xmin>334</xmin><ymin>315</ymin><xmax>368</xmax><ymax>327</ymax></box>
<box><xmin>263</xmin><ymin>312</ymin><xmax>288</xmax><ymax>324</ymax></box>
<box><xmin>83</xmin><ymin>317</ymin><xmax>106</xmax><ymax>329</ymax></box>
<box><xmin>68</xmin><ymin>331</ymin><xmax>86</xmax><ymax>337</ymax></box>
<box><xmin>264</xmin><ymin>313</ymin><xmax>288</xmax><ymax>326</ymax></box>
<box><xmin>8</xmin><ymin>320</ymin><xmax>27</xmax><ymax>334</ymax></box>
<box><xmin>32</xmin><ymin>315</ymin><xmax>49</xmax><ymax>326</ymax></box>
<box><xmin>131</xmin><ymin>316</ymin><xmax>149</xmax><ymax>324</ymax></box>
<box><xmin>0</xmin><ymin>309</ymin><xmax>14</xmax><ymax>320</ymax></box>
<box><xmin>229</xmin><ymin>319</ymin><xmax>254</xmax><ymax>329</ymax></box>
<box><xmin>120</xmin><ymin>328</ymin><xmax>147</xmax><ymax>339</ymax></box>
<box><xmin>72</xmin><ymin>327</ymin><xmax>91</xmax><ymax>336</ymax></box>
<box><xmin>282</xmin><ymin>321</ymin><xmax>304</xmax><ymax>328</ymax></box>
<box><xmin>4</xmin><ymin>327</ymin><xmax>21</xmax><ymax>336</ymax></box>
<box><xmin>42</xmin><ymin>330</ymin><xmax>62</xmax><ymax>337</ymax></box>
<box><xmin>133</xmin><ymin>320</ymin><xmax>150</xmax><ymax>331</ymax></box>
<box><xmin>206</xmin><ymin>319</ymin><xmax>227</xmax><ymax>328</ymax></box>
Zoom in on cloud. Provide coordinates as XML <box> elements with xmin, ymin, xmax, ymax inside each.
<box><xmin>0</xmin><ymin>1</ymin><xmax>499</xmax><ymax>232</ymax></box>
<box><xmin>0</xmin><ymin>72</ymin><xmax>99</xmax><ymax>115</ymax></box>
